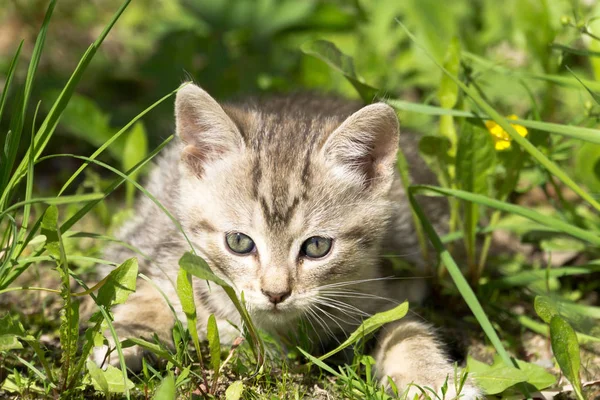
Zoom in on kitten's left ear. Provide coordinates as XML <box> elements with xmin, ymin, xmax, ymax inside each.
<box><xmin>175</xmin><ymin>83</ymin><xmax>244</xmax><ymax>176</ymax></box>
<box><xmin>322</xmin><ymin>103</ymin><xmax>399</xmax><ymax>190</ymax></box>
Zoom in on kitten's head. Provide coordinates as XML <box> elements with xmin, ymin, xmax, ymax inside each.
<box><xmin>174</xmin><ymin>83</ymin><xmax>399</xmax><ymax>330</ymax></box>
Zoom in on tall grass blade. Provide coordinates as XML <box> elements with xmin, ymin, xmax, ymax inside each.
<box><xmin>387</xmin><ymin>99</ymin><xmax>600</xmax><ymax>145</ymax></box>
<box><xmin>0</xmin><ymin>1</ymin><xmax>56</xmax><ymax>197</ymax></box>
<box><xmin>408</xmin><ymin>189</ymin><xmax>513</xmax><ymax>366</ymax></box>
<box><xmin>0</xmin><ymin>40</ymin><xmax>23</xmax><ymax>125</ymax></box>
<box><xmin>411</xmin><ymin>185</ymin><xmax>600</xmax><ymax>246</ymax></box>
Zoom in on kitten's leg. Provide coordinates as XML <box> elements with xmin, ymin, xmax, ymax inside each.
<box><xmin>91</xmin><ymin>280</ymin><xmax>176</xmax><ymax>371</ymax></box>
<box><xmin>374</xmin><ymin>319</ymin><xmax>480</xmax><ymax>399</ymax></box>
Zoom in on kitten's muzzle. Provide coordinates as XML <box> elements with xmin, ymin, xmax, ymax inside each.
<box><xmin>261</xmin><ymin>289</ymin><xmax>291</xmax><ymax>305</ymax></box>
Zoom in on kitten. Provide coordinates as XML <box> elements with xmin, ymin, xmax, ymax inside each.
<box><xmin>92</xmin><ymin>83</ymin><xmax>480</xmax><ymax>399</ymax></box>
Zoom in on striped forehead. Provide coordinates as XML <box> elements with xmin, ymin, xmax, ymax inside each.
<box><xmin>246</xmin><ymin>115</ymin><xmax>320</xmax><ymax>230</ymax></box>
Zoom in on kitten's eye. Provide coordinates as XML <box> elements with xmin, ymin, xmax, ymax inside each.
<box><xmin>225</xmin><ymin>232</ymin><xmax>255</xmax><ymax>254</ymax></box>
<box><xmin>301</xmin><ymin>236</ymin><xmax>333</xmax><ymax>259</ymax></box>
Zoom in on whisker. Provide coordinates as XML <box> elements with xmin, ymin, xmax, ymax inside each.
<box><xmin>315</xmin><ymin>276</ymin><xmax>398</xmax><ymax>290</ymax></box>
<box><xmin>315</xmin><ymin>296</ymin><xmax>372</xmax><ymax>318</ymax></box>
<box><xmin>313</xmin><ymin>304</ymin><xmax>353</xmax><ymax>334</ymax></box>
<box><xmin>307</xmin><ymin>305</ymin><xmax>339</xmax><ymax>344</ymax></box>
<box><xmin>319</xmin><ymin>290</ymin><xmax>400</xmax><ymax>304</ymax></box>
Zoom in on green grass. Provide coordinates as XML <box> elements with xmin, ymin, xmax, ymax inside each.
<box><xmin>2</xmin><ymin>0</ymin><xmax>600</xmax><ymax>399</ymax></box>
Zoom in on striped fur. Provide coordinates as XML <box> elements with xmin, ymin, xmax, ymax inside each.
<box><xmin>93</xmin><ymin>83</ymin><xmax>479</xmax><ymax>398</ymax></box>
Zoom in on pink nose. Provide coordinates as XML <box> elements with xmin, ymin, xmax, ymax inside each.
<box><xmin>261</xmin><ymin>289</ymin><xmax>291</xmax><ymax>305</ymax></box>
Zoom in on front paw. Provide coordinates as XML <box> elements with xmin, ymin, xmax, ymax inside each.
<box><xmin>386</xmin><ymin>371</ymin><xmax>481</xmax><ymax>400</ymax></box>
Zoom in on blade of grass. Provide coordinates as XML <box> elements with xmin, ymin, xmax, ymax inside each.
<box><xmin>483</xmin><ymin>264</ymin><xmax>600</xmax><ymax>289</ymax></box>
<box><xmin>18</xmin><ymin>101</ymin><xmax>40</xmax><ymax>253</ymax></box>
<box><xmin>0</xmin><ymin>193</ymin><xmax>104</xmax><ymax>219</ymax></box>
<box><xmin>398</xmin><ymin>22</ymin><xmax>600</xmax><ymax>213</ymax></box>
<box><xmin>463</xmin><ymin>51</ymin><xmax>600</xmax><ymax>92</ymax></box>
<box><xmin>408</xmin><ymin>188</ymin><xmax>512</xmax><ymax>365</ymax></box>
<box><xmin>0</xmin><ymin>40</ymin><xmax>23</xmax><ymax>124</ymax></box>
<box><xmin>386</xmin><ymin>99</ymin><xmax>600</xmax><ymax>145</ymax></box>
<box><xmin>411</xmin><ymin>184</ymin><xmax>600</xmax><ymax>246</ymax></box>
<box><xmin>0</xmin><ymin>1</ymin><xmax>56</xmax><ymax>195</ymax></box>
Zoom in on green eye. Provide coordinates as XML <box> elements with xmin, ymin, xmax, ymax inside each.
<box><xmin>225</xmin><ymin>232</ymin><xmax>255</xmax><ymax>254</ymax></box>
<box><xmin>301</xmin><ymin>236</ymin><xmax>333</xmax><ymax>259</ymax></box>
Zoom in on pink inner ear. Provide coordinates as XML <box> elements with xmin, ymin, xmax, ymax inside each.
<box><xmin>181</xmin><ymin>144</ymin><xmax>207</xmax><ymax>178</ymax></box>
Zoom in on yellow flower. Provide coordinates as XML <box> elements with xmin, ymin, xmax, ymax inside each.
<box><xmin>485</xmin><ymin>115</ymin><xmax>528</xmax><ymax>151</ymax></box>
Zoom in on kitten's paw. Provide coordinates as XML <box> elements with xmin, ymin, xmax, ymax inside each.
<box><xmin>91</xmin><ymin>344</ymin><xmax>145</xmax><ymax>371</ymax></box>
<box><xmin>387</xmin><ymin>372</ymin><xmax>481</xmax><ymax>400</ymax></box>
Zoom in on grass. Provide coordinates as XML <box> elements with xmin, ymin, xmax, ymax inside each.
<box><xmin>1</xmin><ymin>0</ymin><xmax>600</xmax><ymax>399</ymax></box>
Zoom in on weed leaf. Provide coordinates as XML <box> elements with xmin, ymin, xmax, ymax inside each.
<box><xmin>225</xmin><ymin>381</ymin><xmax>244</xmax><ymax>400</ymax></box>
<box><xmin>87</xmin><ymin>359</ymin><xmax>134</xmax><ymax>394</ymax></box>
<box><xmin>317</xmin><ymin>302</ymin><xmax>408</xmax><ymax>362</ymax></box>
<box><xmin>466</xmin><ymin>357</ymin><xmax>525</xmax><ymax>394</ymax></box>
<box><xmin>153</xmin><ymin>372</ymin><xmax>176</xmax><ymax>400</ymax></box>
<box><xmin>301</xmin><ymin>40</ymin><xmax>378</xmax><ymax>102</ymax></box>
<box><xmin>207</xmin><ymin>314</ymin><xmax>221</xmax><ymax>374</ymax></box>
<box><xmin>550</xmin><ymin>315</ymin><xmax>584</xmax><ymax>400</ymax></box>
<box><xmin>534</xmin><ymin>296</ymin><xmax>558</xmax><ymax>324</ymax></box>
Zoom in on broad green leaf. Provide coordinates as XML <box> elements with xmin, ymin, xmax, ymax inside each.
<box><xmin>301</xmin><ymin>40</ymin><xmax>378</xmax><ymax>102</ymax></box>
<box><xmin>419</xmin><ymin>135</ymin><xmax>451</xmax><ymax>161</ymax></box>
<box><xmin>40</xmin><ymin>205</ymin><xmax>60</xmax><ymax>258</ymax></box>
<box><xmin>550</xmin><ymin>316</ymin><xmax>584</xmax><ymax>400</ymax></box>
<box><xmin>438</xmin><ymin>37</ymin><xmax>461</xmax><ymax>109</ymax></box>
<box><xmin>513</xmin><ymin>359</ymin><xmax>556</xmax><ymax>391</ymax></box>
<box><xmin>225</xmin><ymin>381</ymin><xmax>244</xmax><ymax>400</ymax></box>
<box><xmin>574</xmin><ymin>142</ymin><xmax>600</xmax><ymax>193</ymax></box>
<box><xmin>207</xmin><ymin>314</ymin><xmax>221</xmax><ymax>373</ymax></box>
<box><xmin>466</xmin><ymin>357</ymin><xmax>526</xmax><ymax>395</ymax></box>
<box><xmin>456</xmin><ymin>125</ymin><xmax>495</xmax><ymax>195</ymax></box>
<box><xmin>317</xmin><ymin>302</ymin><xmax>408</xmax><ymax>362</ymax></box>
<box><xmin>534</xmin><ymin>296</ymin><xmax>559</xmax><ymax>324</ymax></box>
<box><xmin>0</xmin><ymin>315</ymin><xmax>24</xmax><ymax>351</ymax></box>
<box><xmin>87</xmin><ymin>359</ymin><xmax>109</xmax><ymax>395</ymax></box>
<box><xmin>179</xmin><ymin>252</ymin><xmax>228</xmax><ymax>288</ymax></box>
<box><xmin>438</xmin><ymin>37</ymin><xmax>461</xmax><ymax>153</ymax></box>
<box><xmin>95</xmin><ymin>258</ymin><xmax>138</xmax><ymax>310</ymax></box>
<box><xmin>176</xmin><ymin>269</ymin><xmax>202</xmax><ymax>366</ymax></box>
<box><xmin>88</xmin><ymin>361</ymin><xmax>134</xmax><ymax>394</ymax></box>
<box><xmin>153</xmin><ymin>372</ymin><xmax>176</xmax><ymax>400</ymax></box>
<box><xmin>122</xmin><ymin>121</ymin><xmax>148</xmax><ymax>207</ymax></box>
<box><xmin>456</xmin><ymin>124</ymin><xmax>496</xmax><ymax>261</ymax></box>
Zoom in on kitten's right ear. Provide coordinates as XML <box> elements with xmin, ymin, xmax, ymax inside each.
<box><xmin>175</xmin><ymin>83</ymin><xmax>244</xmax><ymax>176</ymax></box>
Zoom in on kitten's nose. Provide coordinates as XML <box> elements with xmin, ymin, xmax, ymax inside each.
<box><xmin>261</xmin><ymin>289</ymin><xmax>291</xmax><ymax>305</ymax></box>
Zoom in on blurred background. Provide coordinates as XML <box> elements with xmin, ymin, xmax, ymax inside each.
<box><xmin>3</xmin><ymin>0</ymin><xmax>599</xmax><ymax>143</ymax></box>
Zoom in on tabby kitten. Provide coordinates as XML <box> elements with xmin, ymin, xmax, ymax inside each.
<box><xmin>93</xmin><ymin>83</ymin><xmax>480</xmax><ymax>399</ymax></box>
